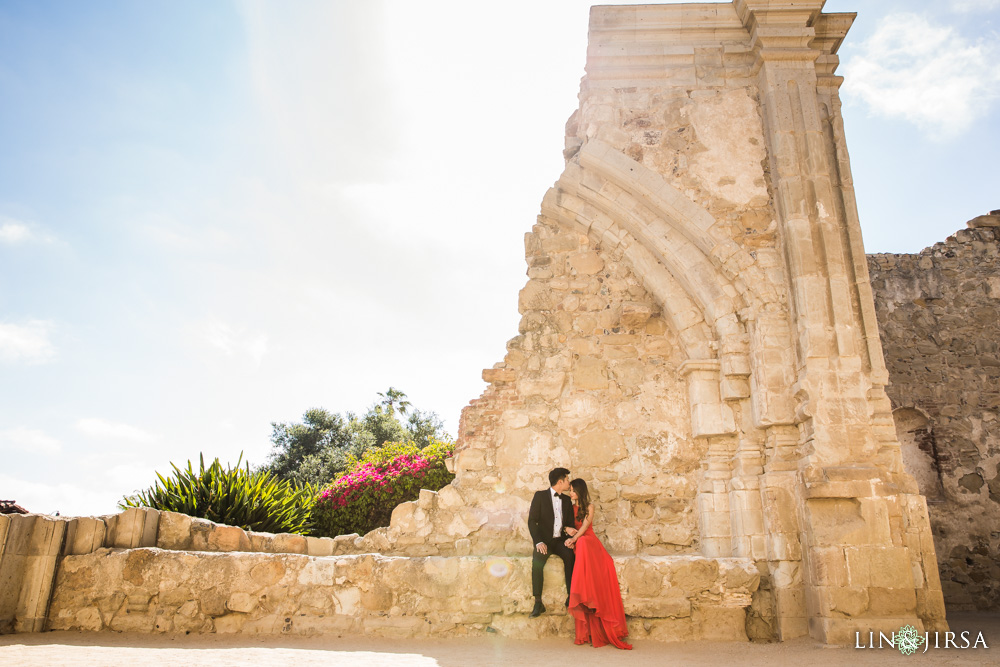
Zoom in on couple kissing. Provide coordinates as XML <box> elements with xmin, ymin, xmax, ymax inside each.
<box><xmin>527</xmin><ymin>467</ymin><xmax>633</xmax><ymax>650</ymax></box>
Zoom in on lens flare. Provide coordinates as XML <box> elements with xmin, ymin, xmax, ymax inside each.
<box><xmin>493</xmin><ymin>481</ymin><xmax>506</xmax><ymax>494</ymax></box>
<box><xmin>486</xmin><ymin>558</ymin><xmax>510</xmax><ymax>578</ymax></box>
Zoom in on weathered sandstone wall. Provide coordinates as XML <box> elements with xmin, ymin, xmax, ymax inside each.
<box><xmin>868</xmin><ymin>212</ymin><xmax>1000</xmax><ymax>611</ymax></box>
<box><xmin>46</xmin><ymin>548</ymin><xmax>755</xmax><ymax>640</ymax></box>
<box><xmin>1</xmin><ymin>1</ymin><xmax>957</xmax><ymax>645</ymax></box>
<box><xmin>433</xmin><ymin>1</ymin><xmax>948</xmax><ymax>645</ymax></box>
<box><xmin>1</xmin><ymin>509</ymin><xmax>759</xmax><ymax>641</ymax></box>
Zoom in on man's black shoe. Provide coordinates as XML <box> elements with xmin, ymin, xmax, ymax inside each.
<box><xmin>529</xmin><ymin>600</ymin><xmax>546</xmax><ymax>618</ymax></box>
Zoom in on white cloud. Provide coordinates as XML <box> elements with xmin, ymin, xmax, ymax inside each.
<box><xmin>0</xmin><ymin>216</ymin><xmax>55</xmax><ymax>244</ymax></box>
<box><xmin>841</xmin><ymin>13</ymin><xmax>1000</xmax><ymax>139</ymax></box>
<box><xmin>0</xmin><ymin>320</ymin><xmax>57</xmax><ymax>364</ymax></box>
<box><xmin>950</xmin><ymin>0</ymin><xmax>1000</xmax><ymax>12</ymax></box>
<box><xmin>75</xmin><ymin>418</ymin><xmax>160</xmax><ymax>444</ymax></box>
<box><xmin>0</xmin><ymin>427</ymin><xmax>61</xmax><ymax>454</ymax></box>
<box><xmin>0</xmin><ymin>221</ymin><xmax>31</xmax><ymax>243</ymax></box>
<box><xmin>202</xmin><ymin>320</ymin><xmax>269</xmax><ymax>366</ymax></box>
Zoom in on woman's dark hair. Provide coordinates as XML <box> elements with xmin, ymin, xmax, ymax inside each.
<box><xmin>570</xmin><ymin>478</ymin><xmax>591</xmax><ymax>515</ymax></box>
<box><xmin>549</xmin><ymin>467</ymin><xmax>571</xmax><ymax>486</ymax></box>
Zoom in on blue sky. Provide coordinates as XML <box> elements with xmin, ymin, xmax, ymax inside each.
<box><xmin>1</xmin><ymin>0</ymin><xmax>998</xmax><ymax>515</ymax></box>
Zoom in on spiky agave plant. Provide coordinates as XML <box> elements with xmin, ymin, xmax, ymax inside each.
<box><xmin>121</xmin><ymin>453</ymin><xmax>315</xmax><ymax>535</ymax></box>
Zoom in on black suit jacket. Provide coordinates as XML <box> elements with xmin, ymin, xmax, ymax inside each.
<box><xmin>528</xmin><ymin>489</ymin><xmax>575</xmax><ymax>546</ymax></box>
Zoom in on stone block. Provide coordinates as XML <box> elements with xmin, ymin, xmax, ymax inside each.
<box><xmin>226</xmin><ymin>592</ymin><xmax>258</xmax><ymax>613</ymax></box>
<box><xmin>63</xmin><ymin>517</ymin><xmax>106</xmax><ymax>556</ymax></box>
<box><xmin>807</xmin><ymin>546</ymin><xmax>848</xmax><ymax>587</ymax></box>
<box><xmin>693</xmin><ymin>606</ymin><xmax>749</xmax><ymax>641</ymax></box>
<box><xmin>823</xmin><ymin>585</ymin><xmax>869</xmax><ymax>617</ymax></box>
<box><xmin>107</xmin><ymin>508</ymin><xmax>159</xmax><ymax>549</ymax></box>
<box><xmin>6</xmin><ymin>516</ymin><xmax>66</xmax><ymax>633</ymax></box>
<box><xmin>0</xmin><ymin>514</ymin><xmax>9</xmax><ymax>555</ymax></box>
<box><xmin>806</xmin><ymin>498</ymin><xmax>867</xmax><ymax>545</ymax></box>
<box><xmin>766</xmin><ymin>533</ymin><xmax>801</xmax><ymax>561</ymax></box>
<box><xmin>461</xmin><ymin>595</ymin><xmax>502</xmax><ymax>614</ymax></box>
<box><xmin>774</xmin><ymin>586</ymin><xmax>805</xmax><ymax>620</ymax></box>
<box><xmin>248</xmin><ymin>531</ymin><xmax>276</xmax><ymax>553</ymax></box>
<box><xmin>518</xmin><ymin>279</ymin><xmax>553</xmax><ymax>311</ymax></box>
<box><xmin>645</xmin><ymin>616</ymin><xmax>694</xmax><ymax>642</ymax></box>
<box><xmin>418</xmin><ymin>489</ymin><xmax>437</xmax><ymax>510</ymax></box>
<box><xmin>845</xmin><ymin>546</ymin><xmax>914</xmax><ymax>589</ymax></box>
<box><xmin>362</xmin><ymin>615</ymin><xmax>431</xmax><ymax>638</ymax></box>
<box><xmin>156</xmin><ymin>511</ymin><xmax>193</xmax><ymax>551</ymax></box>
<box><xmin>572</xmin><ymin>356</ymin><xmax>607</xmax><ymax>390</ymax></box>
<box><xmin>436</xmin><ymin>485</ymin><xmax>464</xmax><ymax>509</ymax></box>
<box><xmin>625</xmin><ymin>592</ymin><xmax>691</xmax><ymax>618</ymax></box>
<box><xmin>390</xmin><ymin>502</ymin><xmax>418</xmax><ymax>533</ymax></box>
<box><xmin>690</xmin><ymin>402</ymin><xmax>736</xmax><ymax>437</ymax></box>
<box><xmin>572</xmin><ymin>428</ymin><xmax>624</xmax><ymax>467</ymax></box>
<box><xmin>569</xmin><ymin>251</ymin><xmax>604</xmax><ymax>275</ymax></box>
<box><xmin>456</xmin><ymin>448</ymin><xmax>487</xmax><ymax>472</ymax></box>
<box><xmin>481</xmin><ymin>368</ymin><xmax>517</xmax><ymax>384</ymax></box>
<box><xmin>620</xmin><ymin>303</ymin><xmax>653</xmax><ymax>329</ymax></box>
<box><xmin>622</xmin><ymin>558</ymin><xmax>664</xmax><ymax>597</ymax></box>
<box><xmin>207</xmin><ymin>525</ymin><xmax>251</xmax><ymax>553</ymax></box>
<box><xmin>272</xmin><ymin>533</ymin><xmax>308</xmax><ymax>555</ymax></box>
<box><xmin>659</xmin><ymin>524</ymin><xmax>694</xmax><ymax>546</ymax></box>
<box><xmin>776</xmin><ymin>614</ymin><xmax>809</xmax><ymax>641</ymax></box>
<box><xmin>518</xmin><ymin>371</ymin><xmax>566</xmax><ymax>400</ymax></box>
<box><xmin>332</xmin><ymin>534</ymin><xmax>361</xmax><ymax>555</ymax></box>
<box><xmin>0</xmin><ymin>518</ymin><xmax>33</xmax><ymax>633</ymax></box>
<box><xmin>915</xmin><ymin>588</ymin><xmax>947</xmax><ymax>620</ymax></box>
<box><xmin>639</xmin><ymin>524</ymin><xmax>661</xmax><ymax>545</ymax></box>
<box><xmin>249</xmin><ymin>559</ymin><xmax>285</xmax><ymax>587</ymax></box>
<box><xmin>866</xmin><ymin>587</ymin><xmax>916</xmax><ymax>616</ymax></box>
<box><xmin>668</xmin><ymin>558</ymin><xmax>718</xmax><ymax>593</ymax></box>
<box><xmin>769</xmin><ymin>561</ymin><xmax>802</xmax><ymax>590</ymax></box>
<box><xmin>306</xmin><ymin>537</ymin><xmax>335</xmax><ymax>557</ymax></box>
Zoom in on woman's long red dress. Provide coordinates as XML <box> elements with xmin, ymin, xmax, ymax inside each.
<box><xmin>568</xmin><ymin>505</ymin><xmax>633</xmax><ymax>649</ymax></box>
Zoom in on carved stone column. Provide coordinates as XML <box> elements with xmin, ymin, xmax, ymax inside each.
<box><xmin>736</xmin><ymin>0</ymin><xmax>946</xmax><ymax>643</ymax></box>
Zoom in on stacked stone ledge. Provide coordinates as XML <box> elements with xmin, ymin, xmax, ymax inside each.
<box><xmin>1</xmin><ymin>508</ymin><xmax>759</xmax><ymax>640</ymax></box>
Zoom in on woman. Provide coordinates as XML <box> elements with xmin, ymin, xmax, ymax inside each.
<box><xmin>566</xmin><ymin>478</ymin><xmax>633</xmax><ymax>650</ymax></box>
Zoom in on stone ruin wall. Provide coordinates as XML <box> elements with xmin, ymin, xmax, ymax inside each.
<box><xmin>458</xmin><ymin>221</ymin><xmax>703</xmax><ymax>556</ymax></box>
<box><xmin>1</xmin><ymin>508</ymin><xmax>758</xmax><ymax>641</ymax></box>
<box><xmin>868</xmin><ymin>212</ymin><xmax>1000</xmax><ymax>611</ymax></box>
<box><xmin>0</xmin><ymin>1</ymin><xmax>965</xmax><ymax>645</ymax></box>
<box><xmin>443</xmin><ymin>1</ymin><xmax>948</xmax><ymax>646</ymax></box>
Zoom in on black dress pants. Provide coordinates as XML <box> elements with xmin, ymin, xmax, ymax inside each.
<box><xmin>531</xmin><ymin>536</ymin><xmax>575</xmax><ymax>598</ymax></box>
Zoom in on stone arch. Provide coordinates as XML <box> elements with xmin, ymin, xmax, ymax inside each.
<box><xmin>539</xmin><ymin>140</ymin><xmax>789</xmax><ymax>434</ymax></box>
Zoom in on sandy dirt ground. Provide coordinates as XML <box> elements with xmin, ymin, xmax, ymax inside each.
<box><xmin>1</xmin><ymin>612</ymin><xmax>996</xmax><ymax>667</ymax></box>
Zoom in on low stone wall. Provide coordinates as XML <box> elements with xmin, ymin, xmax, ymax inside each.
<box><xmin>1</xmin><ymin>508</ymin><xmax>759</xmax><ymax>641</ymax></box>
<box><xmin>47</xmin><ymin>548</ymin><xmax>757</xmax><ymax>641</ymax></box>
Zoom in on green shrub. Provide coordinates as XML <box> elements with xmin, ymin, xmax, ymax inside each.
<box><xmin>312</xmin><ymin>439</ymin><xmax>454</xmax><ymax>538</ymax></box>
<box><xmin>122</xmin><ymin>453</ymin><xmax>315</xmax><ymax>535</ymax></box>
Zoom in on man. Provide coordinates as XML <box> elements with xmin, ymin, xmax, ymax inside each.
<box><xmin>526</xmin><ymin>467</ymin><xmax>578</xmax><ymax>618</ymax></box>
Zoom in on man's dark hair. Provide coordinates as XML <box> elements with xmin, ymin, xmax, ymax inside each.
<box><xmin>548</xmin><ymin>467</ymin><xmax>571</xmax><ymax>486</ymax></box>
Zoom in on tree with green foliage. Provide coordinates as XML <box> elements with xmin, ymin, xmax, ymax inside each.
<box><xmin>263</xmin><ymin>388</ymin><xmax>452</xmax><ymax>488</ymax></box>
<box><xmin>266</xmin><ymin>408</ymin><xmax>353</xmax><ymax>479</ymax></box>
<box><xmin>377</xmin><ymin>386</ymin><xmax>411</xmax><ymax>417</ymax></box>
